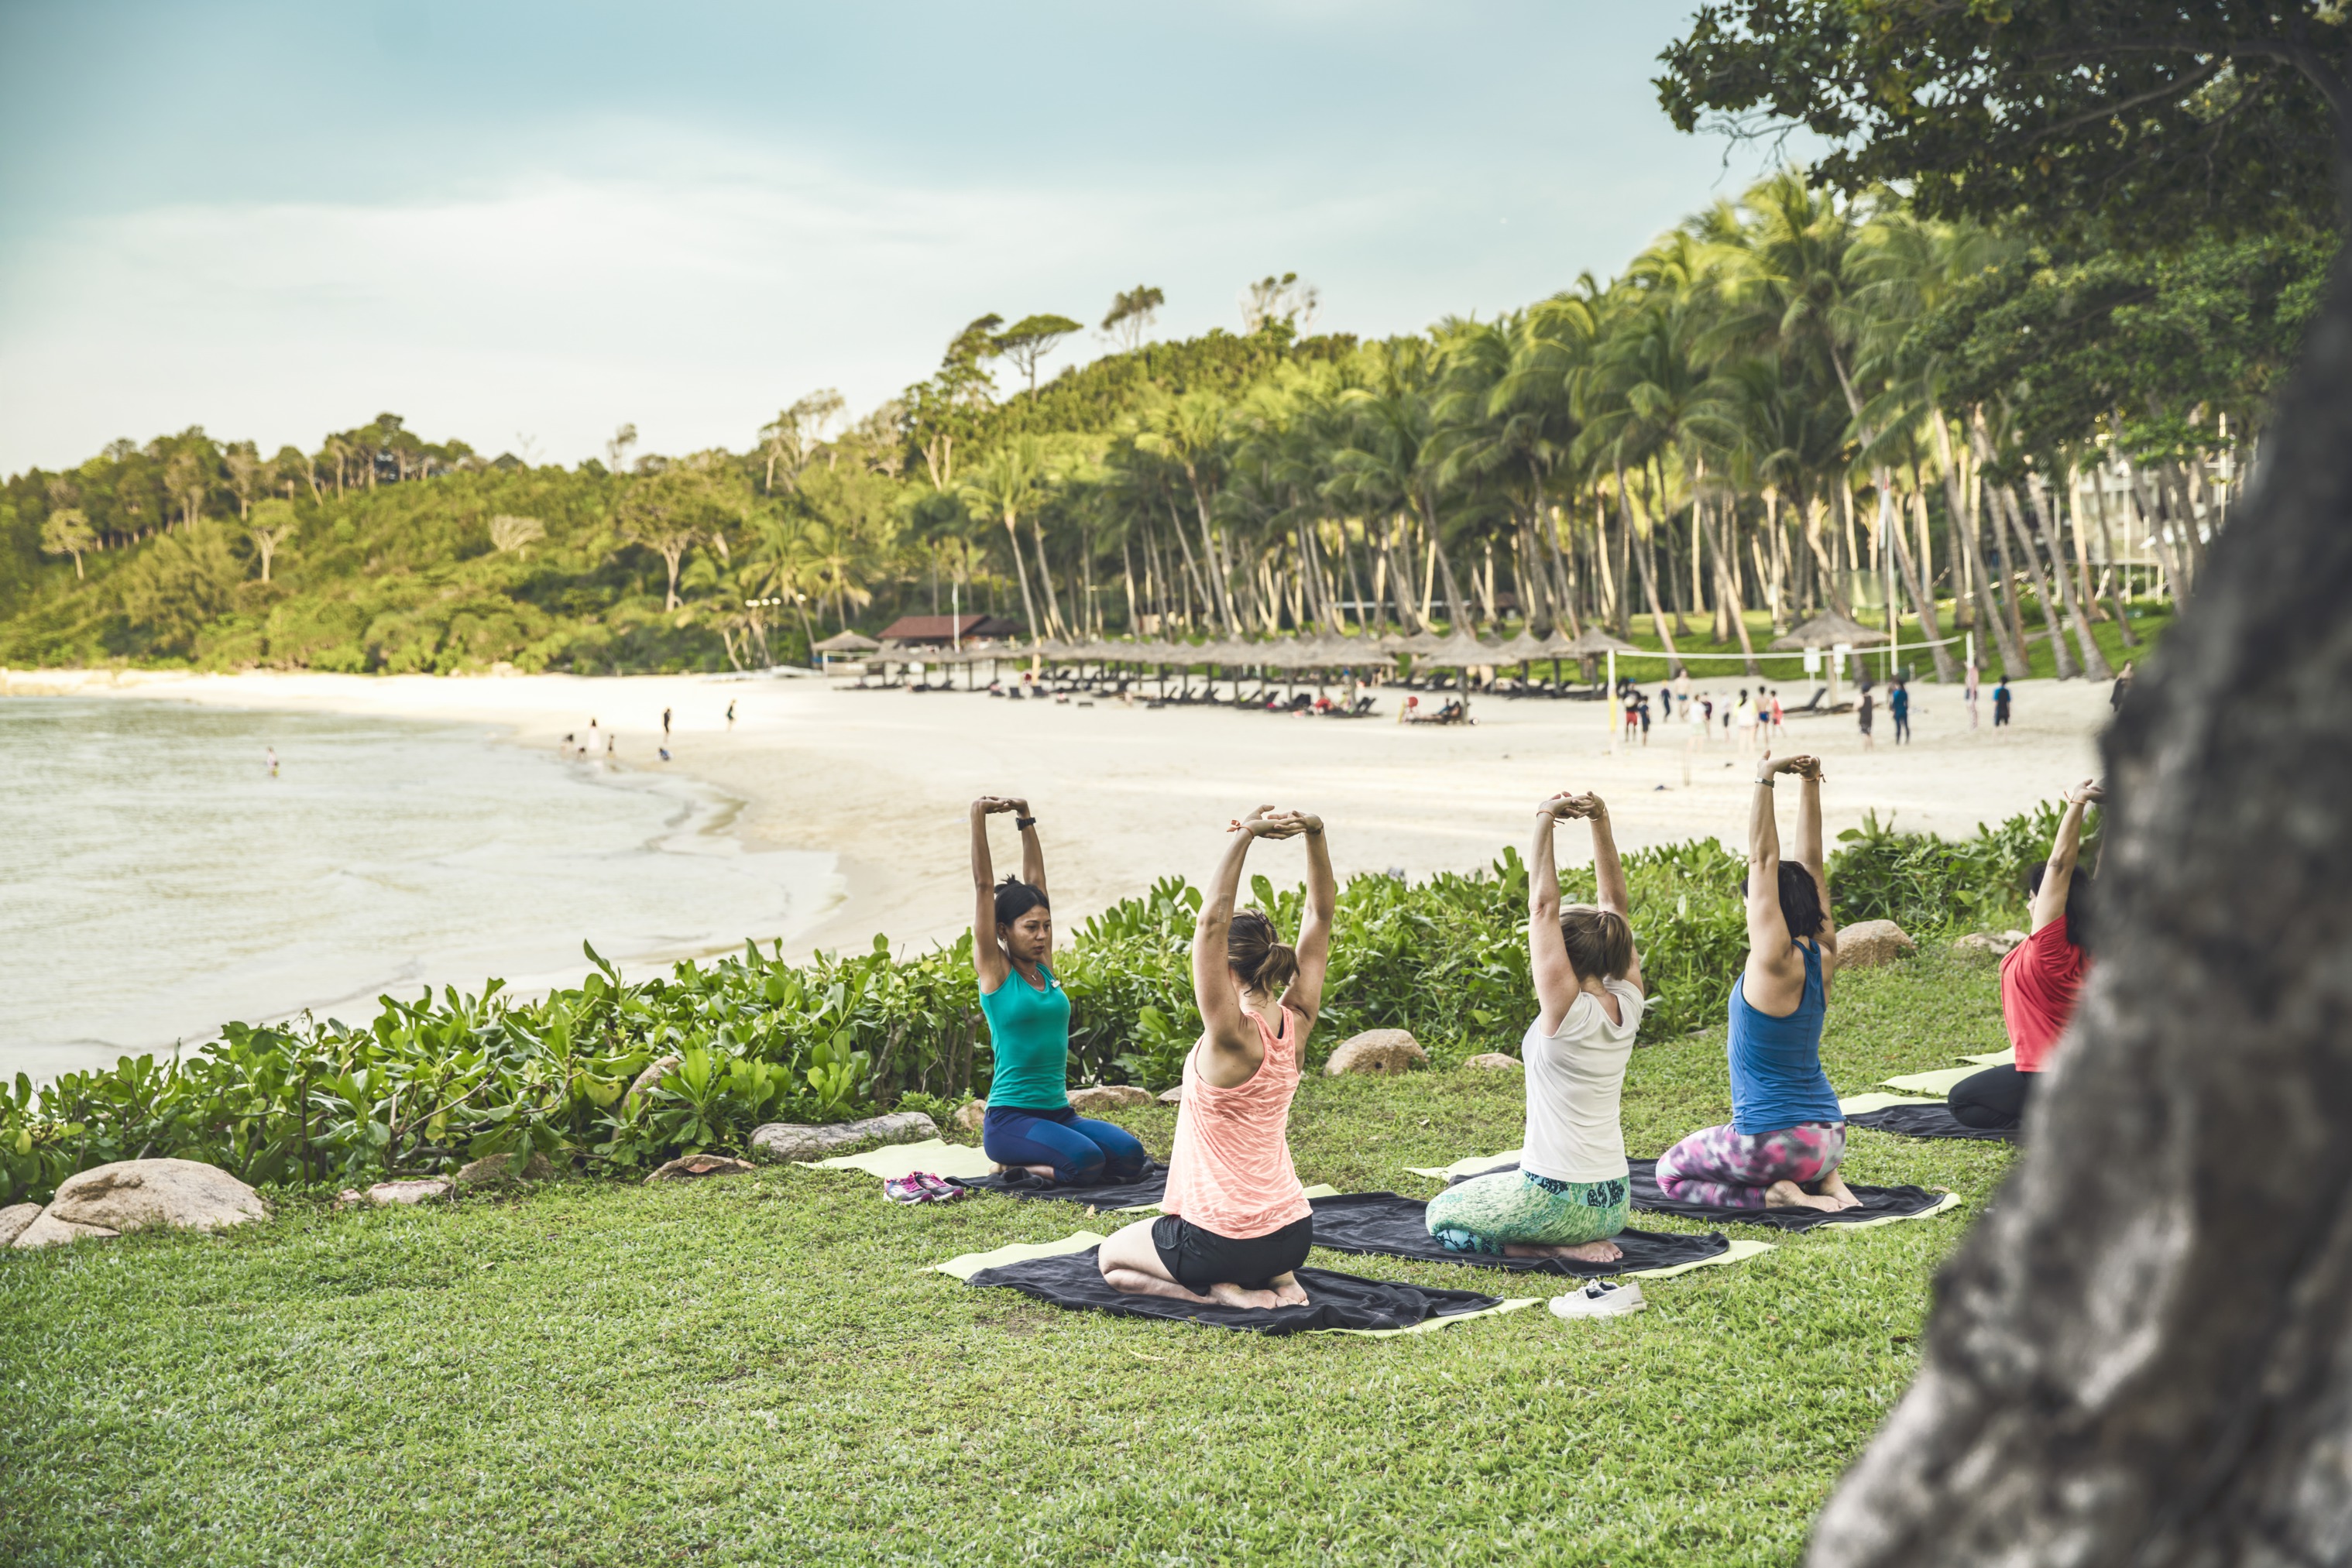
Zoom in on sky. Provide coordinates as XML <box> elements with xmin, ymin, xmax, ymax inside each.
<box><xmin>0</xmin><ymin>1</ymin><xmax>1811</xmax><ymax>475</ymax></box>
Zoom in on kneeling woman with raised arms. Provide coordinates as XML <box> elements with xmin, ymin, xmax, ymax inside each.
<box><xmin>970</xmin><ymin>796</ymin><xmax>1149</xmax><ymax>1186</ymax></box>
<box><xmin>1424</xmin><ymin>790</ymin><xmax>1643</xmax><ymax>1263</ymax></box>
<box><xmin>1097</xmin><ymin>805</ymin><xmax>1334</xmax><ymax>1309</ymax></box>
<box><xmin>1656</xmin><ymin>754</ymin><xmax>1859</xmax><ymax>1212</ymax></box>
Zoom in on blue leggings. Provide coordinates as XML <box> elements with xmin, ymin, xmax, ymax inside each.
<box><xmin>981</xmin><ymin>1105</ymin><xmax>1149</xmax><ymax>1185</ymax></box>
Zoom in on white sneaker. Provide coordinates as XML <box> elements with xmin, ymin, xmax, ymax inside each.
<box><xmin>1550</xmin><ymin>1279</ymin><xmax>1646</xmax><ymax>1320</ymax></box>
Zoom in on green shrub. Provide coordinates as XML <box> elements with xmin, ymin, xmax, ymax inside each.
<box><xmin>1</xmin><ymin>807</ymin><xmax>2071</xmax><ymax>1205</ymax></box>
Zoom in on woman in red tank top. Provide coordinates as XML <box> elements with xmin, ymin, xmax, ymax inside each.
<box><xmin>1097</xmin><ymin>804</ymin><xmax>1335</xmax><ymax>1311</ymax></box>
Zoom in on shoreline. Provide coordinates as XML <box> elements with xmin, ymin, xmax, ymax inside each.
<box><xmin>8</xmin><ymin>664</ymin><xmax>2116</xmax><ymax>978</ymax></box>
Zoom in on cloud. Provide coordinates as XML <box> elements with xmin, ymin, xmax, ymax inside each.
<box><xmin>0</xmin><ymin>133</ymin><xmax>1464</xmax><ymax>471</ymax></box>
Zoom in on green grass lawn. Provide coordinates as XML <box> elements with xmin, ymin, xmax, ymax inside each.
<box><xmin>0</xmin><ymin>949</ymin><xmax>2015</xmax><ymax>1568</ymax></box>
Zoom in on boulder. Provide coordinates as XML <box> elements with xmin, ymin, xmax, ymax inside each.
<box><xmin>1952</xmin><ymin>928</ymin><xmax>2030</xmax><ymax>957</ymax></box>
<box><xmin>1837</xmin><ymin>920</ymin><xmax>1918</xmax><ymax>969</ymax></box>
<box><xmin>0</xmin><ymin>1203</ymin><xmax>41</xmax><ymax>1248</ymax></box>
<box><xmin>365</xmin><ymin>1179</ymin><xmax>452</xmax><ymax>1206</ymax></box>
<box><xmin>46</xmin><ymin>1158</ymin><xmax>267</xmax><ymax>1236</ymax></box>
<box><xmin>1066</xmin><ymin>1085</ymin><xmax>1155</xmax><ymax>1113</ymax></box>
<box><xmin>1324</xmin><ymin>1029</ymin><xmax>1428</xmax><ymax>1076</ymax></box>
<box><xmin>1462</xmin><ymin>1052</ymin><xmax>1523</xmax><ymax>1072</ymax></box>
<box><xmin>626</xmin><ymin>1054</ymin><xmax>682</xmax><ymax>1107</ymax></box>
<box><xmin>12</xmin><ymin>1210</ymin><xmax>118</xmax><ymax>1250</ymax></box>
<box><xmin>750</xmin><ymin>1110</ymin><xmax>939</xmax><ymax>1164</ymax></box>
<box><xmin>954</xmin><ymin>1100</ymin><xmax>988</xmax><ymax>1134</ymax></box>
<box><xmin>1158</xmin><ymin>1086</ymin><xmax>1185</xmax><ymax>1106</ymax></box>
<box><xmin>646</xmin><ymin>1154</ymin><xmax>758</xmax><ymax>1182</ymax></box>
<box><xmin>453</xmin><ymin>1151</ymin><xmax>555</xmax><ymax>1189</ymax></box>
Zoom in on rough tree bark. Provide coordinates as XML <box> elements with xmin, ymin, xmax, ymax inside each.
<box><xmin>1810</xmin><ymin>252</ymin><xmax>2352</xmax><ymax>1566</ymax></box>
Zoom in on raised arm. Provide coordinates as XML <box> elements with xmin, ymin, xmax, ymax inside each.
<box><xmin>1794</xmin><ymin>759</ymin><xmax>1832</xmax><ymax>956</ymax></box>
<box><xmin>1745</xmin><ymin>760</ymin><xmax>1795</xmax><ymax>959</ymax></box>
<box><xmin>970</xmin><ymin>797</ymin><xmax>1021</xmax><ymax>990</ymax></box>
<box><xmin>1529</xmin><ymin>794</ymin><xmax>1581</xmax><ymax>1032</ymax></box>
<box><xmin>1280</xmin><ymin>813</ymin><xmax>1336</xmax><ymax>1031</ymax></box>
<box><xmin>1585</xmin><ymin>794</ymin><xmax>1643</xmax><ymax>996</ymax></box>
<box><xmin>1015</xmin><ymin>798</ymin><xmax>1046</xmax><ymax>900</ymax></box>
<box><xmin>1193</xmin><ymin>807</ymin><xmax>1275</xmax><ymax>1059</ymax></box>
<box><xmin>2031</xmin><ymin>781</ymin><xmax>2103</xmax><ymax>934</ymax></box>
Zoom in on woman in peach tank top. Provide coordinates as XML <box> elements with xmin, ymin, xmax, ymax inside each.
<box><xmin>1097</xmin><ymin>804</ymin><xmax>1335</xmax><ymax>1310</ymax></box>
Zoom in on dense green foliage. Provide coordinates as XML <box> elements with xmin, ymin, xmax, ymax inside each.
<box><xmin>2</xmin><ymin>167</ymin><xmax>2301</xmax><ymax>680</ymax></box>
<box><xmin>0</xmin><ymin>949</ymin><xmax>2012</xmax><ymax>1567</ymax></box>
<box><xmin>2</xmin><ymin>806</ymin><xmax>2080</xmax><ymax>1208</ymax></box>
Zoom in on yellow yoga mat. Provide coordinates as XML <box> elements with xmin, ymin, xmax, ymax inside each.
<box><xmin>807</xmin><ymin>1137</ymin><xmax>1001</xmax><ymax>1182</ymax></box>
<box><xmin>1958</xmin><ymin>1047</ymin><xmax>2015</xmax><ymax>1067</ymax></box>
<box><xmin>1403</xmin><ymin>1149</ymin><xmax>1524</xmax><ymax>1181</ymax></box>
<box><xmin>1880</xmin><ymin>1065</ymin><xmax>1981</xmax><ymax>1096</ymax></box>
<box><xmin>932</xmin><ymin>1231</ymin><xmax>1107</xmax><ymax>1281</ymax></box>
<box><xmin>1839</xmin><ymin>1091</ymin><xmax>1948</xmax><ymax>1115</ymax></box>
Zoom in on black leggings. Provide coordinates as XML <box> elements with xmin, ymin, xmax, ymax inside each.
<box><xmin>1949</xmin><ymin>1064</ymin><xmax>2036</xmax><ymax>1130</ymax></box>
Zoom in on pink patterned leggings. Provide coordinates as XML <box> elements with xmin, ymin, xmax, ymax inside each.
<box><xmin>1655</xmin><ymin>1120</ymin><xmax>1848</xmax><ymax>1209</ymax></box>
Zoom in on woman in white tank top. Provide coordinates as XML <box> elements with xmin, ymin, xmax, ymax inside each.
<box><xmin>1424</xmin><ymin>790</ymin><xmax>1644</xmax><ymax>1264</ymax></box>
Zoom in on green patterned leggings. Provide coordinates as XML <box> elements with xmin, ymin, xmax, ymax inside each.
<box><xmin>1424</xmin><ymin>1168</ymin><xmax>1631</xmax><ymax>1255</ymax></box>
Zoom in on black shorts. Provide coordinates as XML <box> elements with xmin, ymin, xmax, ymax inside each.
<box><xmin>1151</xmin><ymin>1213</ymin><xmax>1313</xmax><ymax>1291</ymax></box>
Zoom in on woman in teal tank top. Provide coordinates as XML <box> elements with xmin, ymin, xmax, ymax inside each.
<box><xmin>969</xmin><ymin>796</ymin><xmax>1147</xmax><ymax>1186</ymax></box>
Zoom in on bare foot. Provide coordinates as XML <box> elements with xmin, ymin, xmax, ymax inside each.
<box><xmin>1268</xmin><ymin>1272</ymin><xmax>1312</xmax><ymax>1308</ymax></box>
<box><xmin>1021</xmin><ymin>1164</ymin><xmax>1057</xmax><ymax>1181</ymax></box>
<box><xmin>1817</xmin><ymin>1171</ymin><xmax>1864</xmax><ymax>1210</ymax></box>
<box><xmin>1207</xmin><ymin>1282</ymin><xmax>1282</xmax><ymax>1311</ymax></box>
<box><xmin>1765</xmin><ymin>1180</ymin><xmax>1841</xmax><ymax>1212</ymax></box>
<box><xmin>1504</xmin><ymin>1240</ymin><xmax>1624</xmax><ymax>1264</ymax></box>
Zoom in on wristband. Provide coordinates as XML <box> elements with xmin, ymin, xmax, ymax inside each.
<box><xmin>1756</xmin><ymin>777</ymin><xmax>1775</xmax><ymax>788</ymax></box>
<box><xmin>1015</xmin><ymin>815</ymin><xmax>1038</xmax><ymax>830</ymax></box>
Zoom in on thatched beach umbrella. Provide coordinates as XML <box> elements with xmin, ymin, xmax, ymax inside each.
<box><xmin>1768</xmin><ymin>611</ymin><xmax>1888</xmax><ymax>650</ymax></box>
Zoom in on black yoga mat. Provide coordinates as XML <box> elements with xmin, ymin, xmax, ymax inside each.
<box><xmin>963</xmin><ymin>1250</ymin><xmax>1506</xmax><ymax>1335</ymax></box>
<box><xmin>1626</xmin><ymin>1157</ymin><xmax>1948</xmax><ymax>1232</ymax></box>
<box><xmin>1846</xmin><ymin>1103</ymin><xmax>2018</xmax><ymax>1143</ymax></box>
<box><xmin>1305</xmin><ymin>1192</ymin><xmax>1729</xmax><ymax>1278</ymax></box>
<box><xmin>950</xmin><ymin>1161</ymin><xmax>1168</xmax><ymax>1209</ymax></box>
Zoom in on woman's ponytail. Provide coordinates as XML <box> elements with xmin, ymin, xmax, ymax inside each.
<box><xmin>1226</xmin><ymin>910</ymin><xmax>1299</xmax><ymax>992</ymax></box>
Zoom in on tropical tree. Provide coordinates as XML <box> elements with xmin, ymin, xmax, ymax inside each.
<box><xmin>39</xmin><ymin>508</ymin><xmax>96</xmax><ymax>578</ymax></box>
<box><xmin>246</xmin><ymin>498</ymin><xmax>299</xmax><ymax>583</ymax></box>
<box><xmin>992</xmin><ymin>314</ymin><xmax>1083</xmax><ymax>394</ymax></box>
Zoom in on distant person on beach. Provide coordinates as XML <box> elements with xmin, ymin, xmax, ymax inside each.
<box><xmin>265</xmin><ymin>746</ymin><xmax>279</xmax><ymax>777</ymax></box>
<box><xmin>970</xmin><ymin>794</ymin><xmax>1149</xmax><ymax>1189</ymax></box>
<box><xmin>1858</xmin><ymin>690</ymin><xmax>1876</xmax><ymax>750</ymax></box>
<box><xmin>1890</xmin><ymin>679</ymin><xmax>1911</xmax><ymax>745</ymax></box>
<box><xmin>1657</xmin><ymin>753</ymin><xmax>1859</xmax><ymax>1213</ymax></box>
<box><xmin>1097</xmin><ymin>802</ymin><xmax>1333</xmax><ymax>1309</ymax></box>
<box><xmin>586</xmin><ymin>718</ymin><xmax>600</xmax><ymax>757</ymax></box>
<box><xmin>1949</xmin><ymin>778</ymin><xmax>2103</xmax><ymax>1132</ymax></box>
<box><xmin>661</xmin><ymin>707</ymin><xmax>673</xmax><ymax>739</ymax></box>
<box><xmin>1966</xmin><ymin>664</ymin><xmax>1981</xmax><ymax>729</ymax></box>
<box><xmin>726</xmin><ymin>700</ymin><xmax>737</xmax><ymax>729</ymax></box>
<box><xmin>1994</xmin><ymin>680</ymin><xmax>2013</xmax><ymax>727</ymax></box>
<box><xmin>658</xmin><ymin>746</ymin><xmax>671</xmax><ymax>762</ymax></box>
<box><xmin>1658</xmin><ymin>684</ymin><xmax>1674</xmax><ymax>721</ymax></box>
<box><xmin>1423</xmin><ymin>790</ymin><xmax>1643</xmax><ymax>1273</ymax></box>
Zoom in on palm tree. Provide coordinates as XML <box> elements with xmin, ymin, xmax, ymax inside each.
<box><xmin>960</xmin><ymin>438</ymin><xmax>1052</xmax><ymax>642</ymax></box>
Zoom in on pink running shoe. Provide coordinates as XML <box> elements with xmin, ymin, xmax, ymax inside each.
<box><xmin>883</xmin><ymin>1175</ymin><xmax>929</xmax><ymax>1204</ymax></box>
<box><xmin>912</xmin><ymin>1172</ymin><xmax>967</xmax><ymax>1202</ymax></box>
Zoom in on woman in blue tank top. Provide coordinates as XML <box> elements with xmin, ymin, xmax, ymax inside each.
<box><xmin>1655</xmin><ymin>755</ymin><xmax>1860</xmax><ymax>1213</ymax></box>
<box><xmin>968</xmin><ymin>795</ymin><xmax>1147</xmax><ymax>1186</ymax></box>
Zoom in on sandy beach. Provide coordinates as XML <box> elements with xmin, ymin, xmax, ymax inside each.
<box><xmin>9</xmin><ymin>663</ymin><xmax>2115</xmax><ymax>966</ymax></box>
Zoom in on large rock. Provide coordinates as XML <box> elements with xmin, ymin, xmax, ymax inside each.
<box><xmin>1066</xmin><ymin>1085</ymin><xmax>1155</xmax><ymax>1113</ymax></box>
<box><xmin>13</xmin><ymin>1210</ymin><xmax>119</xmax><ymax>1250</ymax></box>
<box><xmin>626</xmin><ymin>1054</ymin><xmax>682</xmax><ymax>1108</ymax></box>
<box><xmin>0</xmin><ymin>1203</ymin><xmax>42</xmax><ymax>1247</ymax></box>
<box><xmin>1462</xmin><ymin>1052</ymin><xmax>1523</xmax><ymax>1072</ymax></box>
<box><xmin>1324</xmin><ymin>1029</ymin><xmax>1429</xmax><ymax>1076</ymax></box>
<box><xmin>46</xmin><ymin>1158</ymin><xmax>267</xmax><ymax>1235</ymax></box>
<box><xmin>1952</xmin><ymin>928</ymin><xmax>2030</xmax><ymax>957</ymax></box>
<box><xmin>956</xmin><ymin>1100</ymin><xmax>989</xmax><ymax>1133</ymax></box>
<box><xmin>453</xmin><ymin>1151</ymin><xmax>555</xmax><ymax>1189</ymax></box>
<box><xmin>646</xmin><ymin>1154</ymin><xmax>758</xmax><ymax>1182</ymax></box>
<box><xmin>365</xmin><ymin>1179</ymin><xmax>452</xmax><ymax>1206</ymax></box>
<box><xmin>750</xmin><ymin>1110</ymin><xmax>938</xmax><ymax>1164</ymax></box>
<box><xmin>1837</xmin><ymin>919</ymin><xmax>1918</xmax><ymax>969</ymax></box>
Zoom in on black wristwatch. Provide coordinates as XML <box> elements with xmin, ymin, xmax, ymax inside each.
<box><xmin>1015</xmin><ymin>815</ymin><xmax>1039</xmax><ymax>830</ymax></box>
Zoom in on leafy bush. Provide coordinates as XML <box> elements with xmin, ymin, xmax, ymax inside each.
<box><xmin>2</xmin><ymin>809</ymin><xmax>2069</xmax><ymax>1205</ymax></box>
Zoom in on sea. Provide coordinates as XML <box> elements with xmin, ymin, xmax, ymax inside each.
<box><xmin>0</xmin><ymin>696</ymin><xmax>840</xmax><ymax>1085</ymax></box>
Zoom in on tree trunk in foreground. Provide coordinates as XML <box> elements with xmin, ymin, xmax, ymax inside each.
<box><xmin>1811</xmin><ymin>252</ymin><xmax>2352</xmax><ymax>1566</ymax></box>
